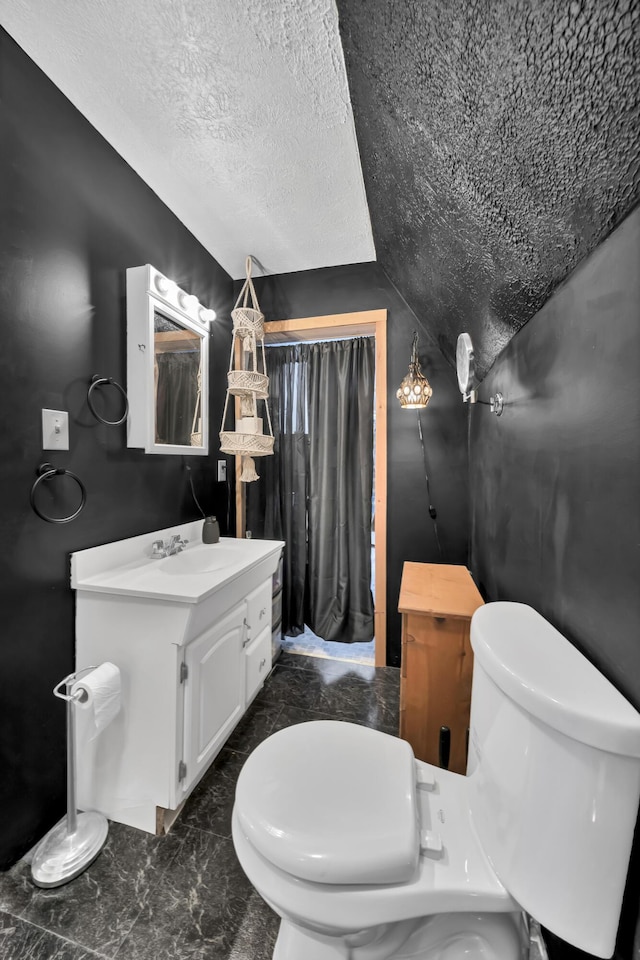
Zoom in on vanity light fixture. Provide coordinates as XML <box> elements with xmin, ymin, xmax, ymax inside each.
<box><xmin>147</xmin><ymin>268</ymin><xmax>213</xmax><ymax>329</ymax></box>
<box><xmin>396</xmin><ymin>331</ymin><xmax>433</xmax><ymax>409</ymax></box>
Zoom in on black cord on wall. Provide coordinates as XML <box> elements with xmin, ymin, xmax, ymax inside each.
<box><xmin>185</xmin><ymin>462</ymin><xmax>206</xmax><ymax>519</ymax></box>
<box><xmin>416</xmin><ymin>410</ymin><xmax>443</xmax><ymax>559</ymax></box>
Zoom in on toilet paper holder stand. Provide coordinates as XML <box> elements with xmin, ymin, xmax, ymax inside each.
<box><xmin>53</xmin><ymin>666</ymin><xmax>94</xmax><ymax>704</ymax></box>
<box><xmin>31</xmin><ymin>666</ymin><xmax>110</xmax><ymax>888</ymax></box>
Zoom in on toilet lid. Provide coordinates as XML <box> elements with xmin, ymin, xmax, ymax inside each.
<box><xmin>235</xmin><ymin>720</ymin><xmax>420</xmax><ymax>885</ymax></box>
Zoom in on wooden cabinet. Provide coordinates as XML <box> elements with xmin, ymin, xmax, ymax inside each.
<box><xmin>398</xmin><ymin>562</ymin><xmax>484</xmax><ymax>775</ymax></box>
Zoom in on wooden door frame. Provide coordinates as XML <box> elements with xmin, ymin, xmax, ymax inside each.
<box><xmin>234</xmin><ymin>310</ymin><xmax>387</xmax><ymax>666</ymax></box>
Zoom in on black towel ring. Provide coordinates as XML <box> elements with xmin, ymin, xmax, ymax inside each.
<box><xmin>87</xmin><ymin>375</ymin><xmax>129</xmax><ymax>426</ymax></box>
<box><xmin>30</xmin><ymin>463</ymin><xmax>87</xmax><ymax>524</ymax></box>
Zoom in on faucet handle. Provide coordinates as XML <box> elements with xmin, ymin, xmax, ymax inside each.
<box><xmin>151</xmin><ymin>539</ymin><xmax>166</xmax><ymax>558</ymax></box>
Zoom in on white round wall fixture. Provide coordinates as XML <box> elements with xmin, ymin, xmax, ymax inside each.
<box><xmin>456</xmin><ymin>332</ymin><xmax>477</xmax><ymax>400</ymax></box>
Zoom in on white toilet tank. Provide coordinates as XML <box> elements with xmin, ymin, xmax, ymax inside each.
<box><xmin>467</xmin><ymin>602</ymin><xmax>640</xmax><ymax>959</ymax></box>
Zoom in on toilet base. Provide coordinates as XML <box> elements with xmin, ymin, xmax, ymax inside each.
<box><xmin>273</xmin><ymin>912</ymin><xmax>527</xmax><ymax>960</ymax></box>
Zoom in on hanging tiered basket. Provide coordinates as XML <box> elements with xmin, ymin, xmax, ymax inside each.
<box><xmin>219</xmin><ymin>257</ymin><xmax>274</xmax><ymax>482</ymax></box>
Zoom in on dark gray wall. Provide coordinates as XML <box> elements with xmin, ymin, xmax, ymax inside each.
<box><xmin>470</xmin><ymin>205</ymin><xmax>640</xmax><ymax>959</ymax></box>
<box><xmin>0</xmin><ymin>30</ymin><xmax>233</xmax><ymax>868</ymax></box>
<box><xmin>252</xmin><ymin>262</ymin><xmax>470</xmax><ymax>667</ymax></box>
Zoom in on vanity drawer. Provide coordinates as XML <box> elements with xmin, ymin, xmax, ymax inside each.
<box><xmin>245</xmin><ymin>579</ymin><xmax>272</xmax><ymax>639</ymax></box>
<box><xmin>245</xmin><ymin>626</ymin><xmax>272</xmax><ymax>702</ymax></box>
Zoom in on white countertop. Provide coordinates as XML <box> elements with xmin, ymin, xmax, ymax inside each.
<box><xmin>71</xmin><ymin>521</ymin><xmax>284</xmax><ymax>604</ymax></box>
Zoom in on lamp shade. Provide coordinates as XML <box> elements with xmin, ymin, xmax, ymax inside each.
<box><xmin>396</xmin><ymin>332</ymin><xmax>432</xmax><ymax>409</ymax></box>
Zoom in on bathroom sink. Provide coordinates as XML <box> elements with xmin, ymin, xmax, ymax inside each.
<box><xmin>71</xmin><ymin>525</ymin><xmax>284</xmax><ymax>605</ymax></box>
<box><xmin>160</xmin><ymin>541</ymin><xmax>248</xmax><ymax>576</ymax></box>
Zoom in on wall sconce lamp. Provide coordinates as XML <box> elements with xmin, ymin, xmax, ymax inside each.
<box><xmin>456</xmin><ymin>333</ymin><xmax>478</xmax><ymax>403</ymax></box>
<box><xmin>396</xmin><ymin>331</ymin><xmax>433</xmax><ymax>409</ymax></box>
<box><xmin>456</xmin><ymin>333</ymin><xmax>504</xmax><ymax>415</ymax></box>
<box><xmin>396</xmin><ymin>331</ymin><xmax>441</xmax><ymax>556</ymax></box>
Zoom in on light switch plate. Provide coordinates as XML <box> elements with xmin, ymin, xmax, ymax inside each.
<box><xmin>217</xmin><ymin>460</ymin><xmax>227</xmax><ymax>482</ymax></box>
<box><xmin>42</xmin><ymin>409</ymin><xmax>69</xmax><ymax>450</ymax></box>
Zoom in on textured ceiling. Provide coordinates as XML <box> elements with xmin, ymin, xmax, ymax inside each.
<box><xmin>2</xmin><ymin>1</ymin><xmax>639</xmax><ymax>375</ymax></box>
<box><xmin>0</xmin><ymin>0</ymin><xmax>375</xmax><ymax>279</ymax></box>
<box><xmin>336</xmin><ymin>0</ymin><xmax>640</xmax><ymax>377</ymax></box>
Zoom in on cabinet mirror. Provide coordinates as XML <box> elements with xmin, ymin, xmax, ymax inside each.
<box><xmin>126</xmin><ymin>265</ymin><xmax>213</xmax><ymax>455</ymax></box>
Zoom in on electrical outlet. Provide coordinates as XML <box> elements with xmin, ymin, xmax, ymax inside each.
<box><xmin>217</xmin><ymin>460</ymin><xmax>227</xmax><ymax>482</ymax></box>
<box><xmin>42</xmin><ymin>409</ymin><xmax>69</xmax><ymax>450</ymax></box>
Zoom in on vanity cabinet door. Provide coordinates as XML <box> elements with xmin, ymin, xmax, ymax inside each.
<box><xmin>181</xmin><ymin>602</ymin><xmax>246</xmax><ymax>794</ymax></box>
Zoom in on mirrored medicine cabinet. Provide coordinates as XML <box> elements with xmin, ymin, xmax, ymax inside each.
<box><xmin>126</xmin><ymin>265</ymin><xmax>215</xmax><ymax>455</ymax></box>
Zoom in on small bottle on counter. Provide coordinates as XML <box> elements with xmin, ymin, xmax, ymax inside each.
<box><xmin>202</xmin><ymin>516</ymin><xmax>220</xmax><ymax>544</ymax></box>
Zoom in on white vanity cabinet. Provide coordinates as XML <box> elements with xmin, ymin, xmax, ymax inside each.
<box><xmin>71</xmin><ymin>523</ymin><xmax>283</xmax><ymax>834</ymax></box>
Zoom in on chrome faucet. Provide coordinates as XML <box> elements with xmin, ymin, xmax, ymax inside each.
<box><xmin>150</xmin><ymin>536</ymin><xmax>189</xmax><ymax>559</ymax></box>
<box><xmin>167</xmin><ymin>535</ymin><xmax>188</xmax><ymax>554</ymax></box>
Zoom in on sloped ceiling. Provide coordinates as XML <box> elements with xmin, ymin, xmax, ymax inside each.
<box><xmin>336</xmin><ymin>0</ymin><xmax>640</xmax><ymax>377</ymax></box>
<box><xmin>0</xmin><ymin>0</ymin><xmax>375</xmax><ymax>279</ymax></box>
<box><xmin>1</xmin><ymin>1</ymin><xmax>639</xmax><ymax>377</ymax></box>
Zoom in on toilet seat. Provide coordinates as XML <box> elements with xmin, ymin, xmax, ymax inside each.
<box><xmin>232</xmin><ymin>743</ymin><xmax>518</xmax><ymax>935</ymax></box>
<box><xmin>235</xmin><ymin>721</ymin><xmax>420</xmax><ymax>885</ymax></box>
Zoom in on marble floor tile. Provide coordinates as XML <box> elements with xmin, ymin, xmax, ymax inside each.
<box><xmin>262</xmin><ymin>658</ymin><xmax>400</xmax><ymax>734</ymax></box>
<box><xmin>223</xmin><ymin>698</ymin><xmax>281</xmax><ymax>756</ymax></box>
<box><xmin>0</xmin><ymin>910</ymin><xmax>109</xmax><ymax>959</ymax></box>
<box><xmin>276</xmin><ymin>650</ymin><xmax>314</xmax><ymax>671</ymax></box>
<box><xmin>323</xmin><ymin>685</ymin><xmax>399</xmax><ymax>732</ymax></box>
<box><xmin>253</xmin><ymin>662</ymin><xmax>326</xmax><ymax>713</ymax></box>
<box><xmin>266</xmin><ymin>703</ymin><xmax>342</xmax><ymax>737</ymax></box>
<box><xmin>5</xmin><ymin>823</ymin><xmax>181</xmax><ymax>958</ymax></box>
<box><xmin>172</xmin><ymin>748</ymin><xmax>247</xmax><ymax>840</ymax></box>
<box><xmin>115</xmin><ymin>830</ymin><xmax>259</xmax><ymax>960</ymax></box>
<box><xmin>224</xmin><ymin>891</ymin><xmax>279</xmax><ymax>960</ymax></box>
<box><xmin>0</xmin><ymin>846</ymin><xmax>39</xmax><ymax>919</ymax></box>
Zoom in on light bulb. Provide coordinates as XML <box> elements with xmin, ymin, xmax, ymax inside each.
<box><xmin>177</xmin><ymin>290</ymin><xmax>196</xmax><ymax>311</ymax></box>
<box><xmin>154</xmin><ymin>273</ymin><xmax>170</xmax><ymax>295</ymax></box>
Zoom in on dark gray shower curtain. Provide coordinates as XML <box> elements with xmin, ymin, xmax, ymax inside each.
<box><xmin>155</xmin><ymin>352</ymin><xmax>199</xmax><ymax>445</ymax></box>
<box><xmin>248</xmin><ymin>337</ymin><xmax>374</xmax><ymax>643</ymax></box>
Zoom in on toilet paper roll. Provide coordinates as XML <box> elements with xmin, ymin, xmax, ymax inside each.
<box><xmin>72</xmin><ymin>662</ymin><xmax>122</xmax><ymax>740</ymax></box>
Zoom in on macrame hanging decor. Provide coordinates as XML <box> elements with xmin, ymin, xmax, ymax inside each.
<box><xmin>219</xmin><ymin>257</ymin><xmax>274</xmax><ymax>482</ymax></box>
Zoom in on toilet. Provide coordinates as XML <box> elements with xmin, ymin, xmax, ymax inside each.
<box><xmin>232</xmin><ymin>602</ymin><xmax>640</xmax><ymax>959</ymax></box>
